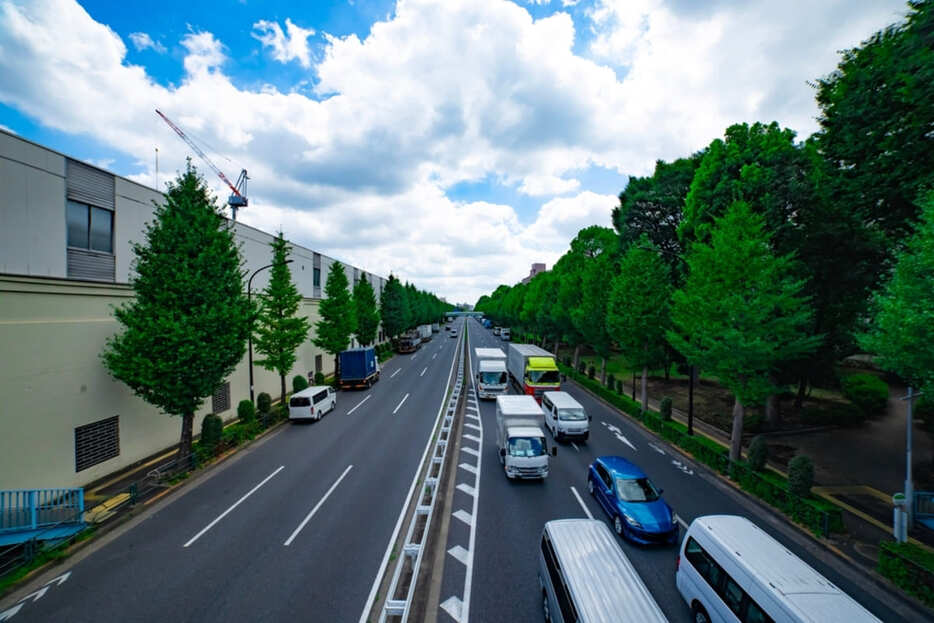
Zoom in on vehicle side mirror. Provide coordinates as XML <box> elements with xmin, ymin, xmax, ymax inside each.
<box><xmin>551</xmin><ymin>447</ymin><xmax>558</xmax><ymax>457</ymax></box>
<box><xmin>499</xmin><ymin>448</ymin><xmax>505</xmax><ymax>457</ymax></box>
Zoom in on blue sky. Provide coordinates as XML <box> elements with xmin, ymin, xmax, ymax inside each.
<box><xmin>0</xmin><ymin>0</ymin><xmax>908</xmax><ymax>303</ymax></box>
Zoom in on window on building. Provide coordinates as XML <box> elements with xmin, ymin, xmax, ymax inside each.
<box><xmin>212</xmin><ymin>382</ymin><xmax>231</xmax><ymax>414</ymax></box>
<box><xmin>75</xmin><ymin>416</ymin><xmax>120</xmax><ymax>472</ymax></box>
<box><xmin>315</xmin><ymin>355</ymin><xmax>323</xmax><ymax>374</ymax></box>
<box><xmin>313</xmin><ymin>267</ymin><xmax>321</xmax><ymax>287</ymax></box>
<box><xmin>67</xmin><ymin>201</ymin><xmax>113</xmax><ymax>253</ymax></box>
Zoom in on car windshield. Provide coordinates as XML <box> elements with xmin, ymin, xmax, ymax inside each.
<box><xmin>527</xmin><ymin>369</ymin><xmax>560</xmax><ymax>384</ymax></box>
<box><xmin>615</xmin><ymin>477</ymin><xmax>660</xmax><ymax>502</ymax></box>
<box><xmin>480</xmin><ymin>371</ymin><xmax>507</xmax><ymax>384</ymax></box>
<box><xmin>558</xmin><ymin>407</ymin><xmax>587</xmax><ymax>421</ymax></box>
<box><xmin>508</xmin><ymin>436</ymin><xmax>546</xmax><ymax>457</ymax></box>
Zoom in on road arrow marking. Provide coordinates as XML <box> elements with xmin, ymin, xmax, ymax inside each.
<box><xmin>672</xmin><ymin>459</ymin><xmax>694</xmax><ymax>476</ymax></box>
<box><xmin>649</xmin><ymin>442</ymin><xmax>667</xmax><ymax>455</ymax></box>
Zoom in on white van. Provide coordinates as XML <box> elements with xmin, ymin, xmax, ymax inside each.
<box><xmin>677</xmin><ymin>515</ymin><xmax>881</xmax><ymax>623</ymax></box>
<box><xmin>288</xmin><ymin>386</ymin><xmax>336</xmax><ymax>422</ymax></box>
<box><xmin>501</xmin><ymin>327</ymin><xmax>511</xmax><ymax>341</ymax></box>
<box><xmin>541</xmin><ymin>391</ymin><xmax>590</xmax><ymax>441</ymax></box>
<box><xmin>539</xmin><ymin>519</ymin><xmax>668</xmax><ymax>623</ymax></box>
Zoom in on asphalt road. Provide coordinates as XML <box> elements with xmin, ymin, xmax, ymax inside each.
<box><xmin>2</xmin><ymin>322</ymin><xmax>464</xmax><ymax>623</ymax></box>
<box><xmin>450</xmin><ymin>318</ymin><xmax>904</xmax><ymax>623</ymax></box>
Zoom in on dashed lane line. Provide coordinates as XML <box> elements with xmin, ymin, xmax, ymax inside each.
<box><xmin>392</xmin><ymin>393</ymin><xmax>410</xmax><ymax>415</ymax></box>
<box><xmin>347</xmin><ymin>395</ymin><xmax>371</xmax><ymax>415</ymax></box>
<box><xmin>390</xmin><ymin>368</ymin><xmax>401</xmax><ymax>379</ymax></box>
<box><xmin>420</xmin><ymin>366</ymin><xmax>428</xmax><ymax>377</ymax></box>
<box><xmin>284</xmin><ymin>464</ymin><xmax>354</xmax><ymax>546</ymax></box>
<box><xmin>570</xmin><ymin>486</ymin><xmax>594</xmax><ymax>520</ymax></box>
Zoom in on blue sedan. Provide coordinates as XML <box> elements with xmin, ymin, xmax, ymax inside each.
<box><xmin>587</xmin><ymin>455</ymin><xmax>678</xmax><ymax>545</ymax></box>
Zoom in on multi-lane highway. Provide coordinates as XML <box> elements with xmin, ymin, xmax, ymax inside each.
<box><xmin>434</xmin><ymin>317</ymin><xmax>907</xmax><ymax>623</ymax></box>
<box><xmin>2</xmin><ymin>323</ymin><xmax>463</xmax><ymax>622</ymax></box>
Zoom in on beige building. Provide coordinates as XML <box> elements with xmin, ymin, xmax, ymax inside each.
<box><xmin>0</xmin><ymin>130</ymin><xmax>387</xmax><ymax>490</ymax></box>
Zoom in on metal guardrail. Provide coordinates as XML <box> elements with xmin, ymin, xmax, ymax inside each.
<box><xmin>0</xmin><ymin>488</ymin><xmax>84</xmax><ymax>534</ymax></box>
<box><xmin>379</xmin><ymin>332</ymin><xmax>465</xmax><ymax>622</ymax></box>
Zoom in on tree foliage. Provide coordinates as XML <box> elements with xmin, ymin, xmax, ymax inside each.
<box><xmin>313</xmin><ymin>262</ymin><xmax>355</xmax><ymax>359</ymax></box>
<box><xmin>353</xmin><ymin>274</ymin><xmax>381</xmax><ymax>346</ymax></box>
<box><xmin>101</xmin><ymin>162</ymin><xmax>251</xmax><ymax>459</ymax></box>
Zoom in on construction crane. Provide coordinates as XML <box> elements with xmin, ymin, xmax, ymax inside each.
<box><xmin>155</xmin><ymin>109</ymin><xmax>249</xmax><ymax>221</ymax></box>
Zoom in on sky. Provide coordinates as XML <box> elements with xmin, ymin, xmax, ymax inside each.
<box><xmin>0</xmin><ymin>0</ymin><xmax>909</xmax><ymax>305</ymax></box>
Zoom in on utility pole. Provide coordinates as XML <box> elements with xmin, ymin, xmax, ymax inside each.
<box><xmin>903</xmin><ymin>387</ymin><xmax>923</xmax><ymax>527</ymax></box>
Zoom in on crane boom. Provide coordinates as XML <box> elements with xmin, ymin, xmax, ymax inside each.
<box><xmin>155</xmin><ymin>109</ymin><xmax>248</xmax><ymax>218</ymax></box>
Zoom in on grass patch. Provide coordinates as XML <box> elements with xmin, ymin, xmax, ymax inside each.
<box><xmin>0</xmin><ymin>526</ymin><xmax>97</xmax><ymax>594</ymax></box>
<box><xmin>878</xmin><ymin>541</ymin><xmax>934</xmax><ymax>607</ymax></box>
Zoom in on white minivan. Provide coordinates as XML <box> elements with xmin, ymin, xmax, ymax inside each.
<box><xmin>539</xmin><ymin>519</ymin><xmax>667</xmax><ymax>623</ymax></box>
<box><xmin>677</xmin><ymin>515</ymin><xmax>881</xmax><ymax>623</ymax></box>
<box><xmin>541</xmin><ymin>391</ymin><xmax>590</xmax><ymax>441</ymax></box>
<box><xmin>288</xmin><ymin>386</ymin><xmax>336</xmax><ymax>422</ymax></box>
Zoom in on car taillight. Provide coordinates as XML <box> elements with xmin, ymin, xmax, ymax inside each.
<box><xmin>524</xmin><ymin>385</ymin><xmax>535</xmax><ymax>396</ymax></box>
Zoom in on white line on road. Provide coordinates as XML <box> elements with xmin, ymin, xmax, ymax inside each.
<box><xmin>184</xmin><ymin>465</ymin><xmax>284</xmax><ymax>547</ymax></box>
<box><xmin>420</xmin><ymin>366</ymin><xmax>428</xmax><ymax>377</ymax></box>
<box><xmin>390</xmin><ymin>368</ymin><xmax>401</xmax><ymax>379</ymax></box>
<box><xmin>570</xmin><ymin>486</ymin><xmax>594</xmax><ymax>519</ymax></box>
<box><xmin>392</xmin><ymin>392</ymin><xmax>409</xmax><ymax>414</ymax></box>
<box><xmin>571</xmin><ymin>442</ymin><xmax>580</xmax><ymax>452</ymax></box>
<box><xmin>284</xmin><ymin>464</ymin><xmax>354</xmax><ymax>546</ymax></box>
<box><xmin>674</xmin><ymin>514</ymin><xmax>689</xmax><ymax>530</ymax></box>
<box><xmin>432</xmin><ymin>353</ymin><xmax>437</xmax><ymax>360</ymax></box>
<box><xmin>347</xmin><ymin>395</ymin><xmax>371</xmax><ymax>415</ymax></box>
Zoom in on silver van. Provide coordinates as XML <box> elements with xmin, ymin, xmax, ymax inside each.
<box><xmin>539</xmin><ymin>519</ymin><xmax>668</xmax><ymax>622</ymax></box>
<box><xmin>288</xmin><ymin>386</ymin><xmax>336</xmax><ymax>422</ymax></box>
<box><xmin>542</xmin><ymin>391</ymin><xmax>590</xmax><ymax>441</ymax></box>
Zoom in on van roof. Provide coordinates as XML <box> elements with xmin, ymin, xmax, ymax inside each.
<box><xmin>478</xmin><ymin>360</ymin><xmax>506</xmax><ymax>370</ymax></box>
<box><xmin>496</xmin><ymin>395</ymin><xmax>543</xmax><ymax>415</ymax></box>
<box><xmin>545</xmin><ymin>519</ymin><xmax>667</xmax><ymax>623</ymax></box>
<box><xmin>692</xmin><ymin>515</ymin><xmax>880</xmax><ymax>622</ymax></box>
<box><xmin>291</xmin><ymin>386</ymin><xmax>332</xmax><ymax>397</ymax></box>
<box><xmin>543</xmin><ymin>391</ymin><xmax>582</xmax><ymax>409</ymax></box>
<box><xmin>474</xmin><ymin>347</ymin><xmax>506</xmax><ymax>359</ymax></box>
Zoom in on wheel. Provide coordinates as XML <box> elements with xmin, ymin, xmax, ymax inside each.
<box><xmin>542</xmin><ymin>590</ymin><xmax>552</xmax><ymax>622</ymax></box>
<box><xmin>614</xmin><ymin>515</ymin><xmax>624</xmax><ymax>536</ymax></box>
<box><xmin>582</xmin><ymin>432</ymin><xmax>589</xmax><ymax>442</ymax></box>
<box><xmin>587</xmin><ymin>478</ymin><xmax>594</xmax><ymax>496</ymax></box>
<box><xmin>692</xmin><ymin>603</ymin><xmax>711</xmax><ymax>623</ymax></box>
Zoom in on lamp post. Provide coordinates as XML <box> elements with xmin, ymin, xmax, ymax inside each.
<box><xmin>247</xmin><ymin>259</ymin><xmax>293</xmax><ymax>403</ymax></box>
<box><xmin>903</xmin><ymin>387</ymin><xmax>923</xmax><ymax>527</ymax></box>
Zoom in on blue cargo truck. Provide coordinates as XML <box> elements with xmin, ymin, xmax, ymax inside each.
<box><xmin>338</xmin><ymin>347</ymin><xmax>380</xmax><ymax>389</ymax></box>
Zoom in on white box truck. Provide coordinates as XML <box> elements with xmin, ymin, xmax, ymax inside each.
<box><xmin>495</xmin><ymin>395</ymin><xmax>555</xmax><ymax>479</ymax></box>
<box><xmin>507</xmin><ymin>343</ymin><xmax>561</xmax><ymax>402</ymax></box>
<box><xmin>418</xmin><ymin>324</ymin><xmax>432</xmax><ymax>342</ymax></box>
<box><xmin>475</xmin><ymin>347</ymin><xmax>508</xmax><ymax>399</ymax></box>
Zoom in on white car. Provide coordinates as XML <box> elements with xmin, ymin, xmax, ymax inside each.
<box><xmin>288</xmin><ymin>386</ymin><xmax>336</xmax><ymax>421</ymax></box>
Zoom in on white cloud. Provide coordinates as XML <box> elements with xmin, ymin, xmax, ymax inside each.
<box><xmin>252</xmin><ymin>18</ymin><xmax>315</xmax><ymax>68</ymax></box>
<box><xmin>128</xmin><ymin>31</ymin><xmax>166</xmax><ymax>54</ymax></box>
<box><xmin>0</xmin><ymin>0</ymin><xmax>909</xmax><ymax>303</ymax></box>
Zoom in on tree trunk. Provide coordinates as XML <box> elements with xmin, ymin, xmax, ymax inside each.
<box><xmin>280</xmin><ymin>373</ymin><xmax>287</xmax><ymax>412</ymax></box>
<box><xmin>572</xmin><ymin>344</ymin><xmax>581</xmax><ymax>369</ymax></box>
<box><xmin>541</xmin><ymin>335</ymin><xmax>547</xmax><ymax>348</ymax></box>
<box><xmin>600</xmin><ymin>357</ymin><xmax>607</xmax><ymax>385</ymax></box>
<box><xmin>178</xmin><ymin>411</ymin><xmax>194</xmax><ymax>462</ymax></box>
<box><xmin>730</xmin><ymin>396</ymin><xmax>744</xmax><ymax>462</ymax></box>
<box><xmin>641</xmin><ymin>365</ymin><xmax>649</xmax><ymax>412</ymax></box>
<box><xmin>765</xmin><ymin>387</ymin><xmax>780</xmax><ymax>429</ymax></box>
<box><xmin>794</xmin><ymin>377</ymin><xmax>807</xmax><ymax>412</ymax></box>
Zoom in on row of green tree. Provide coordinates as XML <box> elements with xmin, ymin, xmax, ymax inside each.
<box><xmin>102</xmin><ymin>163</ymin><xmax>449</xmax><ymax>459</ymax></box>
<box><xmin>476</xmin><ymin>1</ymin><xmax>934</xmax><ymax>461</ymax></box>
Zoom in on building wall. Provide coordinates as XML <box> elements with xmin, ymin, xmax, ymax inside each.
<box><xmin>0</xmin><ymin>130</ymin><xmax>388</xmax><ymax>490</ymax></box>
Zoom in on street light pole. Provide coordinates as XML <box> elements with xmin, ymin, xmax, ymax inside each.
<box><xmin>688</xmin><ymin>365</ymin><xmax>695</xmax><ymax>436</ymax></box>
<box><xmin>903</xmin><ymin>387</ymin><xmax>923</xmax><ymax>527</ymax></box>
<box><xmin>247</xmin><ymin>259</ymin><xmax>293</xmax><ymax>403</ymax></box>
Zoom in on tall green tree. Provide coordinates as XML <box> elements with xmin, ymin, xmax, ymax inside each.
<box><xmin>380</xmin><ymin>274</ymin><xmax>408</xmax><ymax>339</ymax></box>
<box><xmin>254</xmin><ymin>232</ymin><xmax>310</xmax><ymax>409</ymax></box>
<box><xmin>607</xmin><ymin>239</ymin><xmax>672</xmax><ymax>411</ymax></box>
<box><xmin>860</xmin><ymin>193</ymin><xmax>934</xmax><ymax>397</ymax></box>
<box><xmin>668</xmin><ymin>202</ymin><xmax>818</xmax><ymax>461</ymax></box>
<box><xmin>353</xmin><ymin>274</ymin><xmax>380</xmax><ymax>346</ymax></box>
<box><xmin>569</xmin><ymin>227</ymin><xmax>619</xmax><ymax>380</ymax></box>
<box><xmin>313</xmin><ymin>262</ymin><xmax>356</xmax><ymax>378</ymax></box>
<box><xmin>815</xmin><ymin>0</ymin><xmax>934</xmax><ymax>242</ymax></box>
<box><xmin>102</xmin><ymin>162</ymin><xmax>251</xmax><ymax>460</ymax></box>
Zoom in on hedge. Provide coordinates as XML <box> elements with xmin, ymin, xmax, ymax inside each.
<box><xmin>840</xmin><ymin>372</ymin><xmax>889</xmax><ymax>419</ymax></box>
<box><xmin>558</xmin><ymin>362</ymin><xmax>845</xmax><ymax>537</ymax></box>
<box><xmin>878</xmin><ymin>541</ymin><xmax>934</xmax><ymax>607</ymax></box>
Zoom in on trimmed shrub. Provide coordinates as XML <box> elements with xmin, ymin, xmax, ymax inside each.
<box><xmin>257</xmin><ymin>392</ymin><xmax>272</xmax><ymax>414</ymax></box>
<box><xmin>587</xmin><ymin>365</ymin><xmax>596</xmax><ymax>379</ymax></box>
<box><xmin>788</xmin><ymin>455</ymin><xmax>814</xmax><ymax>498</ymax></box>
<box><xmin>237</xmin><ymin>399</ymin><xmax>255</xmax><ymax>423</ymax></box>
<box><xmin>293</xmin><ymin>374</ymin><xmax>309</xmax><ymax>393</ymax></box>
<box><xmin>659</xmin><ymin>397</ymin><xmax>673</xmax><ymax>421</ymax></box>
<box><xmin>878</xmin><ymin>541</ymin><xmax>934</xmax><ymax>607</ymax></box>
<box><xmin>840</xmin><ymin>373</ymin><xmax>889</xmax><ymax>419</ymax></box>
<box><xmin>616</xmin><ymin>379</ymin><xmax>623</xmax><ymax>394</ymax></box>
<box><xmin>748</xmin><ymin>435</ymin><xmax>768</xmax><ymax>472</ymax></box>
<box><xmin>607</xmin><ymin>373</ymin><xmax>616</xmax><ymax>391</ymax></box>
<box><xmin>200</xmin><ymin>414</ymin><xmax>223</xmax><ymax>452</ymax></box>
<box><xmin>314</xmin><ymin>371</ymin><xmax>325</xmax><ymax>385</ymax></box>
<box><xmin>577</xmin><ymin>360</ymin><xmax>586</xmax><ymax>374</ymax></box>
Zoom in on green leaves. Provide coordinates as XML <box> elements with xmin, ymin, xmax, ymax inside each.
<box><xmin>353</xmin><ymin>274</ymin><xmax>381</xmax><ymax>346</ymax></box>
<box><xmin>380</xmin><ymin>274</ymin><xmax>408</xmax><ymax>338</ymax></box>
<box><xmin>313</xmin><ymin>262</ymin><xmax>355</xmax><ymax>356</ymax></box>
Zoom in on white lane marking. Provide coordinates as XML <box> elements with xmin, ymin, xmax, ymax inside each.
<box><xmin>674</xmin><ymin>514</ymin><xmax>689</xmax><ymax>530</ymax></box>
<box><xmin>347</xmin><ymin>395</ymin><xmax>371</xmax><ymax>414</ymax></box>
<box><xmin>392</xmin><ymin>393</ymin><xmax>409</xmax><ymax>415</ymax></box>
<box><xmin>440</xmin><ymin>596</ymin><xmax>463</xmax><ymax>622</ymax></box>
<box><xmin>464</xmin><ymin>422</ymin><xmax>481</xmax><ymax>432</ymax></box>
<box><xmin>615</xmin><ymin>433</ymin><xmax>637</xmax><ymax>451</ymax></box>
<box><xmin>461</xmin><ymin>346</ymin><xmax>484</xmax><ymax>623</ymax></box>
<box><xmin>571</xmin><ymin>442</ymin><xmax>580</xmax><ymax>452</ymax></box>
<box><xmin>453</xmin><ymin>509</ymin><xmax>473</xmax><ymax>526</ymax></box>
<box><xmin>570</xmin><ymin>486</ymin><xmax>594</xmax><ymax>520</ymax></box>
<box><xmin>420</xmin><ymin>366</ymin><xmax>428</xmax><ymax>377</ymax></box>
<box><xmin>458</xmin><ymin>462</ymin><xmax>478</xmax><ymax>475</ymax></box>
<box><xmin>465</xmin><ymin>405</ymin><xmax>478</xmax><ymax>412</ymax></box>
<box><xmin>184</xmin><ymin>466</ymin><xmax>284</xmax><ymax>547</ymax></box>
<box><xmin>602</xmin><ymin>421</ymin><xmax>637</xmax><ymax>451</ymax></box>
<box><xmin>672</xmin><ymin>459</ymin><xmax>694</xmax><ymax>476</ymax></box>
<box><xmin>463</xmin><ymin>433</ymin><xmax>481</xmax><ymax>443</ymax></box>
<box><xmin>284</xmin><ymin>464</ymin><xmax>354</xmax><ymax>546</ymax></box>
<box><xmin>432</xmin><ymin>353</ymin><xmax>437</xmax><ymax>360</ymax></box>
<box><xmin>448</xmin><ymin>545</ymin><xmax>469</xmax><ymax>566</ymax></box>
<box><xmin>456</xmin><ymin>483</ymin><xmax>476</xmax><ymax>496</ymax></box>
<box><xmin>358</xmin><ymin>333</ymin><xmax>460</xmax><ymax>623</ymax></box>
<box><xmin>461</xmin><ymin>446</ymin><xmax>479</xmax><ymax>457</ymax></box>
<box><xmin>390</xmin><ymin>368</ymin><xmax>401</xmax><ymax>379</ymax></box>
<box><xmin>649</xmin><ymin>442</ymin><xmax>667</xmax><ymax>455</ymax></box>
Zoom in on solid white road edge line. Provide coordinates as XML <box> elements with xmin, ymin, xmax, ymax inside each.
<box><xmin>570</xmin><ymin>486</ymin><xmax>594</xmax><ymax>520</ymax></box>
<box><xmin>284</xmin><ymin>464</ymin><xmax>354</xmax><ymax>546</ymax></box>
<box><xmin>390</xmin><ymin>368</ymin><xmax>401</xmax><ymax>379</ymax></box>
<box><xmin>420</xmin><ymin>366</ymin><xmax>428</xmax><ymax>377</ymax></box>
<box><xmin>357</xmin><ymin>333</ymin><xmax>460</xmax><ymax>623</ymax></box>
<box><xmin>392</xmin><ymin>393</ymin><xmax>410</xmax><ymax>415</ymax></box>
<box><xmin>347</xmin><ymin>395</ymin><xmax>371</xmax><ymax>415</ymax></box>
<box><xmin>460</xmin><ymin>326</ymin><xmax>483</xmax><ymax>623</ymax></box>
<box><xmin>183</xmin><ymin>465</ymin><xmax>284</xmax><ymax>547</ymax></box>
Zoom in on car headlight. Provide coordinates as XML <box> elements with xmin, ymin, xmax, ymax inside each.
<box><xmin>623</xmin><ymin>513</ymin><xmax>642</xmax><ymax>528</ymax></box>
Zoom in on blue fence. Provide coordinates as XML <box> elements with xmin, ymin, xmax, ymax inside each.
<box><xmin>0</xmin><ymin>488</ymin><xmax>85</xmax><ymax>534</ymax></box>
<box><xmin>916</xmin><ymin>491</ymin><xmax>934</xmax><ymax>530</ymax></box>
